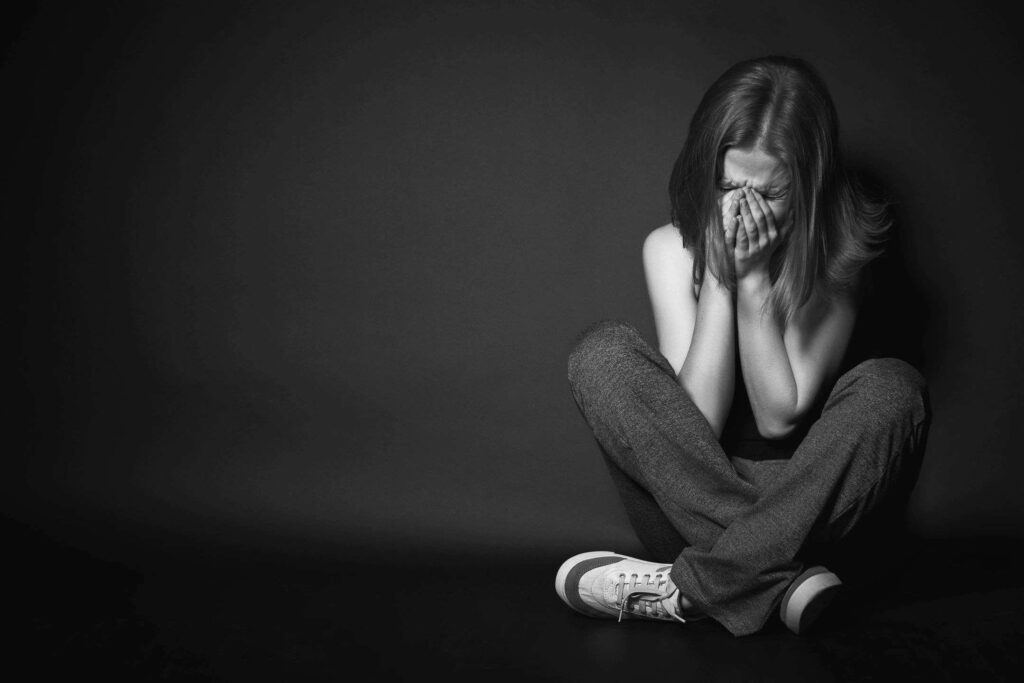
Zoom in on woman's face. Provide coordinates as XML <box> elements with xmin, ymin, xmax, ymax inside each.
<box><xmin>719</xmin><ymin>146</ymin><xmax>792</xmax><ymax>228</ymax></box>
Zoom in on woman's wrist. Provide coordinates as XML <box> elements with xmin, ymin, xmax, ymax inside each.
<box><xmin>702</xmin><ymin>268</ymin><xmax>734</xmax><ymax>300</ymax></box>
<box><xmin>737</xmin><ymin>267</ymin><xmax>771</xmax><ymax>294</ymax></box>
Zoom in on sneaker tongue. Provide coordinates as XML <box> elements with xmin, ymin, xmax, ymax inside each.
<box><xmin>622</xmin><ymin>586</ymin><xmax>678</xmax><ymax>616</ymax></box>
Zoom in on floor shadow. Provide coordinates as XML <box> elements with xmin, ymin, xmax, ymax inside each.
<box><xmin>5</xmin><ymin>516</ymin><xmax>219</xmax><ymax>681</ymax></box>
<box><xmin>7</xmin><ymin>514</ymin><xmax>1024</xmax><ymax>681</ymax></box>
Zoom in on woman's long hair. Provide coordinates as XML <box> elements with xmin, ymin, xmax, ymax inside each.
<box><xmin>669</xmin><ymin>55</ymin><xmax>889</xmax><ymax>323</ymax></box>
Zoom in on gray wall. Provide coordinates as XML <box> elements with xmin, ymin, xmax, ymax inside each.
<box><xmin>11</xmin><ymin>0</ymin><xmax>1024</xmax><ymax>555</ymax></box>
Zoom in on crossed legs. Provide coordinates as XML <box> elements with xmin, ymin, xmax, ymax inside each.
<box><xmin>568</xmin><ymin>320</ymin><xmax>929</xmax><ymax>635</ymax></box>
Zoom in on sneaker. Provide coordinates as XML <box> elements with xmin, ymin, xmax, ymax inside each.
<box><xmin>779</xmin><ymin>566</ymin><xmax>842</xmax><ymax>634</ymax></box>
<box><xmin>555</xmin><ymin>551</ymin><xmax>694</xmax><ymax>623</ymax></box>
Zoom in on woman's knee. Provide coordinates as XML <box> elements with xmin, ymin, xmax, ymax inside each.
<box><xmin>567</xmin><ymin>319</ymin><xmax>645</xmax><ymax>390</ymax></box>
<box><xmin>837</xmin><ymin>357</ymin><xmax>929</xmax><ymax>423</ymax></box>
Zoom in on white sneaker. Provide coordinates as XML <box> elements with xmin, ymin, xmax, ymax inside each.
<box><xmin>555</xmin><ymin>551</ymin><xmax>693</xmax><ymax>623</ymax></box>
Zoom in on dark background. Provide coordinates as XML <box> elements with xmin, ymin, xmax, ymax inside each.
<box><xmin>9</xmin><ymin>0</ymin><xmax>1024</xmax><ymax>563</ymax></box>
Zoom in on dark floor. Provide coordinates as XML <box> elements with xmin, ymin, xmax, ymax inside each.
<box><xmin>7</xmin><ymin>516</ymin><xmax>1024</xmax><ymax>682</ymax></box>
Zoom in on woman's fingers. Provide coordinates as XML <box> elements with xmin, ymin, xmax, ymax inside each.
<box><xmin>735</xmin><ymin>208</ymin><xmax>750</xmax><ymax>255</ymax></box>
<box><xmin>742</xmin><ymin>188</ymin><xmax>769</xmax><ymax>248</ymax></box>
<box><xmin>750</xmin><ymin>189</ymin><xmax>777</xmax><ymax>243</ymax></box>
<box><xmin>721</xmin><ymin>189</ymin><xmax>738</xmax><ymax>220</ymax></box>
<box><xmin>724</xmin><ymin>217</ymin><xmax>736</xmax><ymax>251</ymax></box>
<box><xmin>722</xmin><ymin>189</ymin><xmax>739</xmax><ymax>250</ymax></box>
<box><xmin>738</xmin><ymin>194</ymin><xmax>757</xmax><ymax>251</ymax></box>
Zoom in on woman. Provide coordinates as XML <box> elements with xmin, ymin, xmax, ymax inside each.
<box><xmin>556</xmin><ymin>55</ymin><xmax>930</xmax><ymax>636</ymax></box>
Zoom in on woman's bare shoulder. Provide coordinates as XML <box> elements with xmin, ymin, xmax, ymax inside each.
<box><xmin>643</xmin><ymin>223</ymin><xmax>698</xmax><ymax>300</ymax></box>
<box><xmin>642</xmin><ymin>223</ymin><xmax>693</xmax><ymax>266</ymax></box>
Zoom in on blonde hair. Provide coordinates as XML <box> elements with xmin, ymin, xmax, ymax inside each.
<box><xmin>669</xmin><ymin>55</ymin><xmax>889</xmax><ymax>322</ymax></box>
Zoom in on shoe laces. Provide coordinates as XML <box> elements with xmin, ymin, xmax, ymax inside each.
<box><xmin>613</xmin><ymin>570</ymin><xmax>674</xmax><ymax>622</ymax></box>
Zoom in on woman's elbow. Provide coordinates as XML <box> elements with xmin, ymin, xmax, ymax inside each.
<box><xmin>754</xmin><ymin>415</ymin><xmax>800</xmax><ymax>440</ymax></box>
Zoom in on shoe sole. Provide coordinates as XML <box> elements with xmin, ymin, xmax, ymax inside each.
<box><xmin>555</xmin><ymin>551</ymin><xmax>618</xmax><ymax>616</ymax></box>
<box><xmin>779</xmin><ymin>566</ymin><xmax>842</xmax><ymax>635</ymax></box>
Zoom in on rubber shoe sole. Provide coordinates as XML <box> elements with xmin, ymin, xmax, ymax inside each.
<box><xmin>555</xmin><ymin>551</ymin><xmax>620</xmax><ymax>617</ymax></box>
<box><xmin>779</xmin><ymin>566</ymin><xmax>843</xmax><ymax>634</ymax></box>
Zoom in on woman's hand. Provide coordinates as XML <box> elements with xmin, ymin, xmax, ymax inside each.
<box><xmin>726</xmin><ymin>187</ymin><xmax>783</xmax><ymax>281</ymax></box>
<box><xmin>712</xmin><ymin>189</ymin><xmax>741</xmax><ymax>285</ymax></box>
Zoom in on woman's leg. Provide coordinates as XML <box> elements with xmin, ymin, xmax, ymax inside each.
<box><xmin>567</xmin><ymin>319</ymin><xmax>759</xmax><ymax>554</ymax></box>
<box><xmin>601</xmin><ymin>449</ymin><xmax>688</xmax><ymax>560</ymax></box>
<box><xmin>670</xmin><ymin>358</ymin><xmax>930</xmax><ymax>635</ymax></box>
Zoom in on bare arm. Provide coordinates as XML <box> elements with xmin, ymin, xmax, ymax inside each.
<box><xmin>643</xmin><ymin>194</ymin><xmax>741</xmax><ymax>437</ymax></box>
<box><xmin>736</xmin><ymin>272</ymin><xmax>856</xmax><ymax>438</ymax></box>
<box><xmin>679</xmin><ymin>267</ymin><xmax>735</xmax><ymax>438</ymax></box>
<box><xmin>732</xmin><ymin>188</ymin><xmax>857</xmax><ymax>439</ymax></box>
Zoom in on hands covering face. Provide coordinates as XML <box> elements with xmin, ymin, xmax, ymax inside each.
<box><xmin>720</xmin><ymin>186</ymin><xmax>786</xmax><ymax>281</ymax></box>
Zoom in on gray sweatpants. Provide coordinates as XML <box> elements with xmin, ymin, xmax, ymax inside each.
<box><xmin>567</xmin><ymin>320</ymin><xmax>930</xmax><ymax>636</ymax></box>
